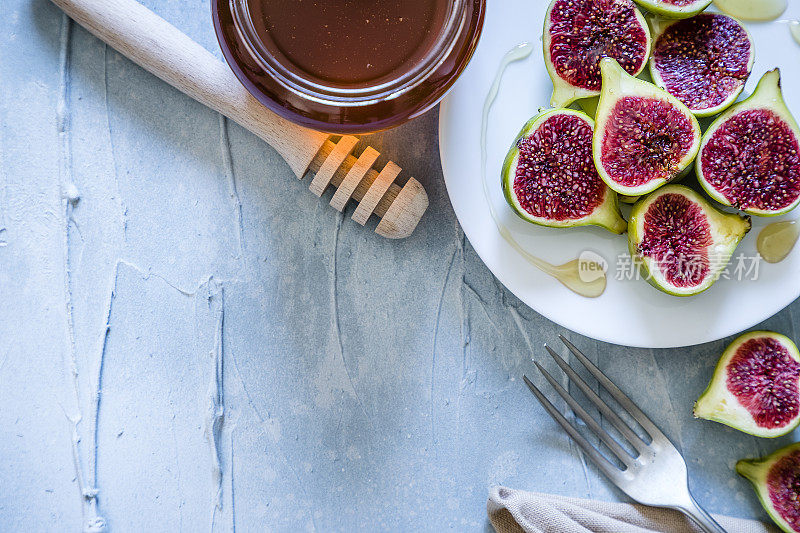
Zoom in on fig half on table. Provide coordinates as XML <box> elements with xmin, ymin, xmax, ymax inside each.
<box><xmin>737</xmin><ymin>442</ymin><xmax>800</xmax><ymax>533</ymax></box>
<box><xmin>695</xmin><ymin>331</ymin><xmax>800</xmax><ymax>438</ymax></box>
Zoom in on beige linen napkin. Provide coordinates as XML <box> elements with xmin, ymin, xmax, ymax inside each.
<box><xmin>488</xmin><ymin>486</ymin><xmax>778</xmax><ymax>533</ymax></box>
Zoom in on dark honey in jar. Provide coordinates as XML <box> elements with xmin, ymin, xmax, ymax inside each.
<box><xmin>212</xmin><ymin>0</ymin><xmax>485</xmax><ymax>133</ymax></box>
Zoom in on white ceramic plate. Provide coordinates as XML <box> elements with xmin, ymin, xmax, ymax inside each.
<box><xmin>439</xmin><ymin>1</ymin><xmax>800</xmax><ymax>348</ymax></box>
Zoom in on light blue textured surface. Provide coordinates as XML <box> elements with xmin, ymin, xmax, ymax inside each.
<box><xmin>1</xmin><ymin>1</ymin><xmax>799</xmax><ymax>531</ymax></box>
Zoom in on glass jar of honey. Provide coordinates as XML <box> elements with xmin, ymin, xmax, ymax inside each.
<box><xmin>212</xmin><ymin>0</ymin><xmax>485</xmax><ymax>133</ymax></box>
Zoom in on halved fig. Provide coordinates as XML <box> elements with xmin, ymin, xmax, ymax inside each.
<box><xmin>632</xmin><ymin>0</ymin><xmax>712</xmax><ymax>18</ymax></box>
<box><xmin>543</xmin><ymin>0</ymin><xmax>650</xmax><ymax>108</ymax></box>
<box><xmin>695</xmin><ymin>331</ymin><xmax>800</xmax><ymax>437</ymax></box>
<box><xmin>649</xmin><ymin>14</ymin><xmax>754</xmax><ymax>117</ymax></box>
<box><xmin>737</xmin><ymin>442</ymin><xmax>800</xmax><ymax>533</ymax></box>
<box><xmin>628</xmin><ymin>184</ymin><xmax>750</xmax><ymax>296</ymax></box>
<box><xmin>697</xmin><ymin>69</ymin><xmax>800</xmax><ymax>216</ymax></box>
<box><xmin>502</xmin><ymin>109</ymin><xmax>626</xmax><ymax>233</ymax></box>
<box><xmin>594</xmin><ymin>58</ymin><xmax>702</xmax><ymax>196</ymax></box>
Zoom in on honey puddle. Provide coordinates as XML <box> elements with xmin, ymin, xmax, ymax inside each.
<box><xmin>757</xmin><ymin>220</ymin><xmax>799</xmax><ymax>263</ymax></box>
<box><xmin>713</xmin><ymin>0</ymin><xmax>787</xmax><ymax>21</ymax></box>
<box><xmin>481</xmin><ymin>43</ymin><xmax>607</xmax><ymax>298</ymax></box>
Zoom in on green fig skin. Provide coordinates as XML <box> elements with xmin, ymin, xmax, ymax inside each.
<box><xmin>737</xmin><ymin>442</ymin><xmax>800</xmax><ymax>533</ymax></box>
<box><xmin>577</xmin><ymin>96</ymin><xmax>599</xmax><ymax>119</ymax></box>
<box><xmin>694</xmin><ymin>331</ymin><xmax>800</xmax><ymax>438</ymax></box>
<box><xmin>502</xmin><ymin>109</ymin><xmax>627</xmax><ymax>234</ymax></box>
<box><xmin>628</xmin><ymin>184</ymin><xmax>750</xmax><ymax>296</ymax></box>
<box><xmin>633</xmin><ymin>0</ymin><xmax>712</xmax><ymax>18</ymax></box>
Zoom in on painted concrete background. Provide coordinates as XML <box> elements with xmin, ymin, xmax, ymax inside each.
<box><xmin>2</xmin><ymin>0</ymin><xmax>799</xmax><ymax>531</ymax></box>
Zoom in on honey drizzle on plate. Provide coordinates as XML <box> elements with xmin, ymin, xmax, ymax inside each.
<box><xmin>757</xmin><ymin>220</ymin><xmax>799</xmax><ymax>263</ymax></box>
<box><xmin>481</xmin><ymin>43</ymin><xmax>607</xmax><ymax>298</ymax></box>
<box><xmin>713</xmin><ymin>0</ymin><xmax>787</xmax><ymax>21</ymax></box>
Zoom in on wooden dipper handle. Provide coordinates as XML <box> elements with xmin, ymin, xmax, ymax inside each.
<box><xmin>49</xmin><ymin>0</ymin><xmax>428</xmax><ymax>239</ymax></box>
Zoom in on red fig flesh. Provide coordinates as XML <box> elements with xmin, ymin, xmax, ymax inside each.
<box><xmin>650</xmin><ymin>14</ymin><xmax>754</xmax><ymax>117</ymax></box>
<box><xmin>695</xmin><ymin>331</ymin><xmax>800</xmax><ymax>437</ymax></box>
<box><xmin>738</xmin><ymin>442</ymin><xmax>800</xmax><ymax>533</ymax></box>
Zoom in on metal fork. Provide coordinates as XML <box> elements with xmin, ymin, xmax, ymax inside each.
<box><xmin>523</xmin><ymin>335</ymin><xmax>726</xmax><ymax>533</ymax></box>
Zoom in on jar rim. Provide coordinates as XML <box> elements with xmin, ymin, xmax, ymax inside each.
<box><xmin>229</xmin><ymin>0</ymin><xmax>470</xmax><ymax>106</ymax></box>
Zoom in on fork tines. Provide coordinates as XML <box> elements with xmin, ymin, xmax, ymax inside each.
<box><xmin>523</xmin><ymin>335</ymin><xmax>666</xmax><ymax>479</ymax></box>
<box><xmin>523</xmin><ymin>336</ymin><xmax>729</xmax><ymax>533</ymax></box>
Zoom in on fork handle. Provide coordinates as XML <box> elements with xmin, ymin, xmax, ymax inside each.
<box><xmin>676</xmin><ymin>494</ymin><xmax>728</xmax><ymax>533</ymax></box>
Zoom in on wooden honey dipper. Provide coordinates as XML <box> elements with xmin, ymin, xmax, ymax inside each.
<box><xmin>51</xmin><ymin>0</ymin><xmax>429</xmax><ymax>239</ymax></box>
